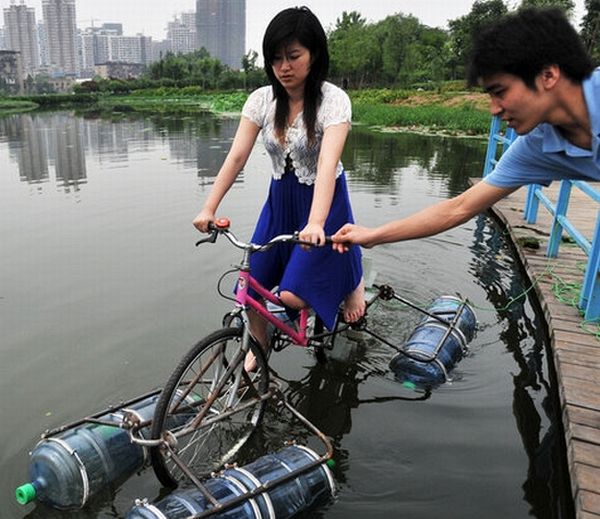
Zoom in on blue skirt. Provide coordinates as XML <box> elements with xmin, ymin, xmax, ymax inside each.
<box><xmin>249</xmin><ymin>170</ymin><xmax>362</xmax><ymax>330</ymax></box>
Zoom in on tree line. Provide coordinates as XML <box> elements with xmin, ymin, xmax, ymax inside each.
<box><xmin>69</xmin><ymin>0</ymin><xmax>598</xmax><ymax>94</ymax></box>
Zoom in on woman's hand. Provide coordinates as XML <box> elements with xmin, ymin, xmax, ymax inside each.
<box><xmin>192</xmin><ymin>208</ymin><xmax>215</xmax><ymax>233</ymax></box>
<box><xmin>299</xmin><ymin>222</ymin><xmax>325</xmax><ymax>248</ymax></box>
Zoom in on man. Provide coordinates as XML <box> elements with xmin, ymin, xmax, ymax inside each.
<box><xmin>332</xmin><ymin>7</ymin><xmax>598</xmax><ymax>251</ymax></box>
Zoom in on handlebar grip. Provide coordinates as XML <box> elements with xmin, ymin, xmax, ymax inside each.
<box><xmin>292</xmin><ymin>232</ymin><xmax>334</xmax><ymax>247</ymax></box>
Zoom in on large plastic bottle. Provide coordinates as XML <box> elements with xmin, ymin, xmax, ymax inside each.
<box><xmin>389</xmin><ymin>295</ymin><xmax>477</xmax><ymax>389</ymax></box>
<box><xmin>127</xmin><ymin>445</ymin><xmax>335</xmax><ymax>519</ymax></box>
<box><xmin>16</xmin><ymin>393</ymin><xmax>177</xmax><ymax>509</ymax></box>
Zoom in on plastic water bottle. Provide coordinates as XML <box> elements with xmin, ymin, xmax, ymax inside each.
<box><xmin>15</xmin><ymin>393</ymin><xmax>184</xmax><ymax>510</ymax></box>
<box><xmin>127</xmin><ymin>445</ymin><xmax>335</xmax><ymax>519</ymax></box>
<box><xmin>389</xmin><ymin>296</ymin><xmax>477</xmax><ymax>389</ymax></box>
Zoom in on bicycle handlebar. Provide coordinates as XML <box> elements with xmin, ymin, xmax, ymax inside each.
<box><xmin>195</xmin><ymin>218</ymin><xmax>332</xmax><ymax>252</ymax></box>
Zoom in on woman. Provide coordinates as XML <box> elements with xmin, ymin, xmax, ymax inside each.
<box><xmin>193</xmin><ymin>7</ymin><xmax>364</xmax><ymax>367</ymax></box>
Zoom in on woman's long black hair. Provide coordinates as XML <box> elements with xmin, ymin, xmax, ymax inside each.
<box><xmin>262</xmin><ymin>6</ymin><xmax>329</xmax><ymax>145</ymax></box>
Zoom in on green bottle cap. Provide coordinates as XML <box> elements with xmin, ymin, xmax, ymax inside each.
<box><xmin>326</xmin><ymin>458</ymin><xmax>336</xmax><ymax>468</ymax></box>
<box><xmin>15</xmin><ymin>483</ymin><xmax>36</xmax><ymax>505</ymax></box>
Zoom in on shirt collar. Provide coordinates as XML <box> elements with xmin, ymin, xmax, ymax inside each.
<box><xmin>540</xmin><ymin>69</ymin><xmax>600</xmax><ymax>158</ymax></box>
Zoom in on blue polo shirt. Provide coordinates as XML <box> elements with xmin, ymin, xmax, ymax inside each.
<box><xmin>484</xmin><ymin>67</ymin><xmax>600</xmax><ymax>188</ymax></box>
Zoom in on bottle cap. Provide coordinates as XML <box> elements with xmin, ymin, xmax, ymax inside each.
<box><xmin>15</xmin><ymin>483</ymin><xmax>36</xmax><ymax>505</ymax></box>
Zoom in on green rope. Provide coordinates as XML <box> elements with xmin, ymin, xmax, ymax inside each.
<box><xmin>549</xmin><ymin>268</ymin><xmax>600</xmax><ymax>339</ymax></box>
<box><xmin>465</xmin><ymin>263</ymin><xmax>556</xmax><ymax>314</ymax></box>
<box><xmin>376</xmin><ymin>260</ymin><xmax>600</xmax><ymax>340</ymax></box>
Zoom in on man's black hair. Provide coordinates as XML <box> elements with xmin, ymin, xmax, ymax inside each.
<box><xmin>468</xmin><ymin>7</ymin><xmax>594</xmax><ymax>89</ymax></box>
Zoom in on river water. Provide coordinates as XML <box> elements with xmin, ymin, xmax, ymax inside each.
<box><xmin>0</xmin><ymin>111</ymin><xmax>574</xmax><ymax>518</ymax></box>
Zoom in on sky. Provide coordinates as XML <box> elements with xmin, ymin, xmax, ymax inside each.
<box><xmin>2</xmin><ymin>0</ymin><xmax>586</xmax><ymax>56</ymax></box>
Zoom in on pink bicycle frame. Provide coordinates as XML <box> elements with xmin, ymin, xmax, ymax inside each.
<box><xmin>235</xmin><ymin>269</ymin><xmax>310</xmax><ymax>347</ymax></box>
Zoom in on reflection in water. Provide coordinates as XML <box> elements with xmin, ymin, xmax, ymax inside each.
<box><xmin>18</xmin><ymin>116</ymin><xmax>49</xmax><ymax>184</ymax></box>
<box><xmin>342</xmin><ymin>130</ymin><xmax>485</xmax><ymax>203</ymax></box>
<box><xmin>255</xmin><ymin>340</ymin><xmax>430</xmax><ymax>493</ymax></box>
<box><xmin>471</xmin><ymin>214</ymin><xmax>574</xmax><ymax>518</ymax></box>
<box><xmin>53</xmin><ymin>115</ymin><xmax>86</xmax><ymax>191</ymax></box>
<box><xmin>343</xmin><ymin>130</ymin><xmax>486</xmax><ymax>196</ymax></box>
<box><xmin>0</xmin><ymin>114</ymin><xmax>87</xmax><ymax>190</ymax></box>
<box><xmin>0</xmin><ymin>112</ymin><xmax>242</xmax><ymax>192</ymax></box>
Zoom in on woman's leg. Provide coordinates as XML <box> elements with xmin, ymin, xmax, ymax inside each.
<box><xmin>279</xmin><ymin>290</ymin><xmax>306</xmax><ymax>309</ymax></box>
<box><xmin>244</xmin><ymin>292</ymin><xmax>306</xmax><ymax>372</ymax></box>
<box><xmin>244</xmin><ymin>308</ymin><xmax>269</xmax><ymax>372</ymax></box>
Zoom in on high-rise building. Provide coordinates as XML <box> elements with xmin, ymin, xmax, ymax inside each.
<box><xmin>0</xmin><ymin>49</ymin><xmax>23</xmax><ymax>93</ymax></box>
<box><xmin>77</xmin><ymin>30</ymin><xmax>95</xmax><ymax>78</ymax></box>
<box><xmin>3</xmin><ymin>1</ymin><xmax>40</xmax><ymax>76</ymax></box>
<box><xmin>100</xmin><ymin>23</ymin><xmax>122</xmax><ymax>36</ymax></box>
<box><xmin>37</xmin><ymin>22</ymin><xmax>49</xmax><ymax>68</ymax></box>
<box><xmin>151</xmin><ymin>39</ymin><xmax>171</xmax><ymax>63</ymax></box>
<box><xmin>196</xmin><ymin>0</ymin><xmax>245</xmax><ymax>69</ymax></box>
<box><xmin>42</xmin><ymin>0</ymin><xmax>78</xmax><ymax>76</ymax></box>
<box><xmin>167</xmin><ymin>12</ymin><xmax>197</xmax><ymax>55</ymax></box>
<box><xmin>89</xmin><ymin>33</ymin><xmax>152</xmax><ymax>66</ymax></box>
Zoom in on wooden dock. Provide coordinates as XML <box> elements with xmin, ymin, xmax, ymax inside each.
<box><xmin>481</xmin><ymin>181</ymin><xmax>600</xmax><ymax>518</ymax></box>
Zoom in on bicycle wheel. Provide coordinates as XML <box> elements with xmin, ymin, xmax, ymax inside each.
<box><xmin>150</xmin><ymin>327</ymin><xmax>269</xmax><ymax>488</ymax></box>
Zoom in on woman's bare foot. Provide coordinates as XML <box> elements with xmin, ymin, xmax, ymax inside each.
<box><xmin>244</xmin><ymin>349</ymin><xmax>260</xmax><ymax>372</ymax></box>
<box><xmin>343</xmin><ymin>279</ymin><xmax>366</xmax><ymax>323</ymax></box>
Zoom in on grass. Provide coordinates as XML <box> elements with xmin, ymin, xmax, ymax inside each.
<box><xmin>97</xmin><ymin>90</ymin><xmax>248</xmax><ymax>114</ymax></box>
<box><xmin>0</xmin><ymin>98</ymin><xmax>39</xmax><ymax>115</ymax></box>
<box><xmin>0</xmin><ymin>85</ymin><xmax>493</xmax><ymax>136</ymax></box>
<box><xmin>352</xmin><ymin>102</ymin><xmax>490</xmax><ymax>136</ymax></box>
<box><xmin>349</xmin><ymin>87</ymin><xmax>491</xmax><ymax>136</ymax></box>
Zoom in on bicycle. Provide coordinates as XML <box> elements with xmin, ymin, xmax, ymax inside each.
<box><xmin>149</xmin><ymin>217</ymin><xmax>374</xmax><ymax>489</ymax></box>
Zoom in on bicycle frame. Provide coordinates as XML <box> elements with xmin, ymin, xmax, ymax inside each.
<box><xmin>236</xmin><ymin>270</ymin><xmax>310</xmax><ymax>347</ymax></box>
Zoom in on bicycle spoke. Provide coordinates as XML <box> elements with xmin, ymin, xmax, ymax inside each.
<box><xmin>150</xmin><ymin>327</ymin><xmax>269</xmax><ymax>487</ymax></box>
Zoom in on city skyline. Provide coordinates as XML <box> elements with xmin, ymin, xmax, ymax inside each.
<box><xmin>2</xmin><ymin>0</ymin><xmax>587</xmax><ymax>57</ymax></box>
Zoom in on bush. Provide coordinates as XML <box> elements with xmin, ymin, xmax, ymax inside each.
<box><xmin>21</xmin><ymin>93</ymin><xmax>100</xmax><ymax>106</ymax></box>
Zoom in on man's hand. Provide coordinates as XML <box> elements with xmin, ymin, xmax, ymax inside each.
<box><xmin>331</xmin><ymin>223</ymin><xmax>377</xmax><ymax>252</ymax></box>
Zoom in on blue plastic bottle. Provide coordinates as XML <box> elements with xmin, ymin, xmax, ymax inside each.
<box><xmin>389</xmin><ymin>295</ymin><xmax>477</xmax><ymax>389</ymax></box>
<box><xmin>127</xmin><ymin>445</ymin><xmax>335</xmax><ymax>519</ymax></box>
<box><xmin>16</xmin><ymin>393</ymin><xmax>173</xmax><ymax>509</ymax></box>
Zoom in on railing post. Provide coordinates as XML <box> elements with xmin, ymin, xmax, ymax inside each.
<box><xmin>524</xmin><ymin>184</ymin><xmax>542</xmax><ymax>224</ymax></box>
<box><xmin>547</xmin><ymin>180</ymin><xmax>573</xmax><ymax>258</ymax></box>
<box><xmin>483</xmin><ymin>116</ymin><xmax>502</xmax><ymax>177</ymax></box>
<box><xmin>580</xmin><ymin>209</ymin><xmax>600</xmax><ymax>321</ymax></box>
<box><xmin>503</xmin><ymin>127</ymin><xmax>516</xmax><ymax>153</ymax></box>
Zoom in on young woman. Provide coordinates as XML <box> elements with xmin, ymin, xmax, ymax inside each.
<box><xmin>193</xmin><ymin>7</ymin><xmax>364</xmax><ymax>368</ymax></box>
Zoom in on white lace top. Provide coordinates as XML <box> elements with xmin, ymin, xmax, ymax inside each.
<box><xmin>241</xmin><ymin>81</ymin><xmax>351</xmax><ymax>185</ymax></box>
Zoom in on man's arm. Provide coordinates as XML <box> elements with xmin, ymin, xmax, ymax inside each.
<box><xmin>332</xmin><ymin>181</ymin><xmax>517</xmax><ymax>250</ymax></box>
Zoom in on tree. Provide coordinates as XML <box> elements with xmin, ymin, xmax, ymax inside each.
<box><xmin>448</xmin><ymin>0</ymin><xmax>509</xmax><ymax>77</ymax></box>
<box><xmin>241</xmin><ymin>50</ymin><xmax>258</xmax><ymax>73</ymax></box>
<box><xmin>520</xmin><ymin>0</ymin><xmax>575</xmax><ymax>15</ymax></box>
<box><xmin>328</xmin><ymin>11</ymin><xmax>380</xmax><ymax>88</ymax></box>
<box><xmin>328</xmin><ymin>10</ymin><xmax>452</xmax><ymax>87</ymax></box>
<box><xmin>580</xmin><ymin>0</ymin><xmax>600</xmax><ymax>64</ymax></box>
<box><xmin>377</xmin><ymin>14</ymin><xmax>422</xmax><ymax>85</ymax></box>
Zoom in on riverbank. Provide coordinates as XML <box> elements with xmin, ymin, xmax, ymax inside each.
<box><xmin>0</xmin><ymin>87</ymin><xmax>491</xmax><ymax>137</ymax></box>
